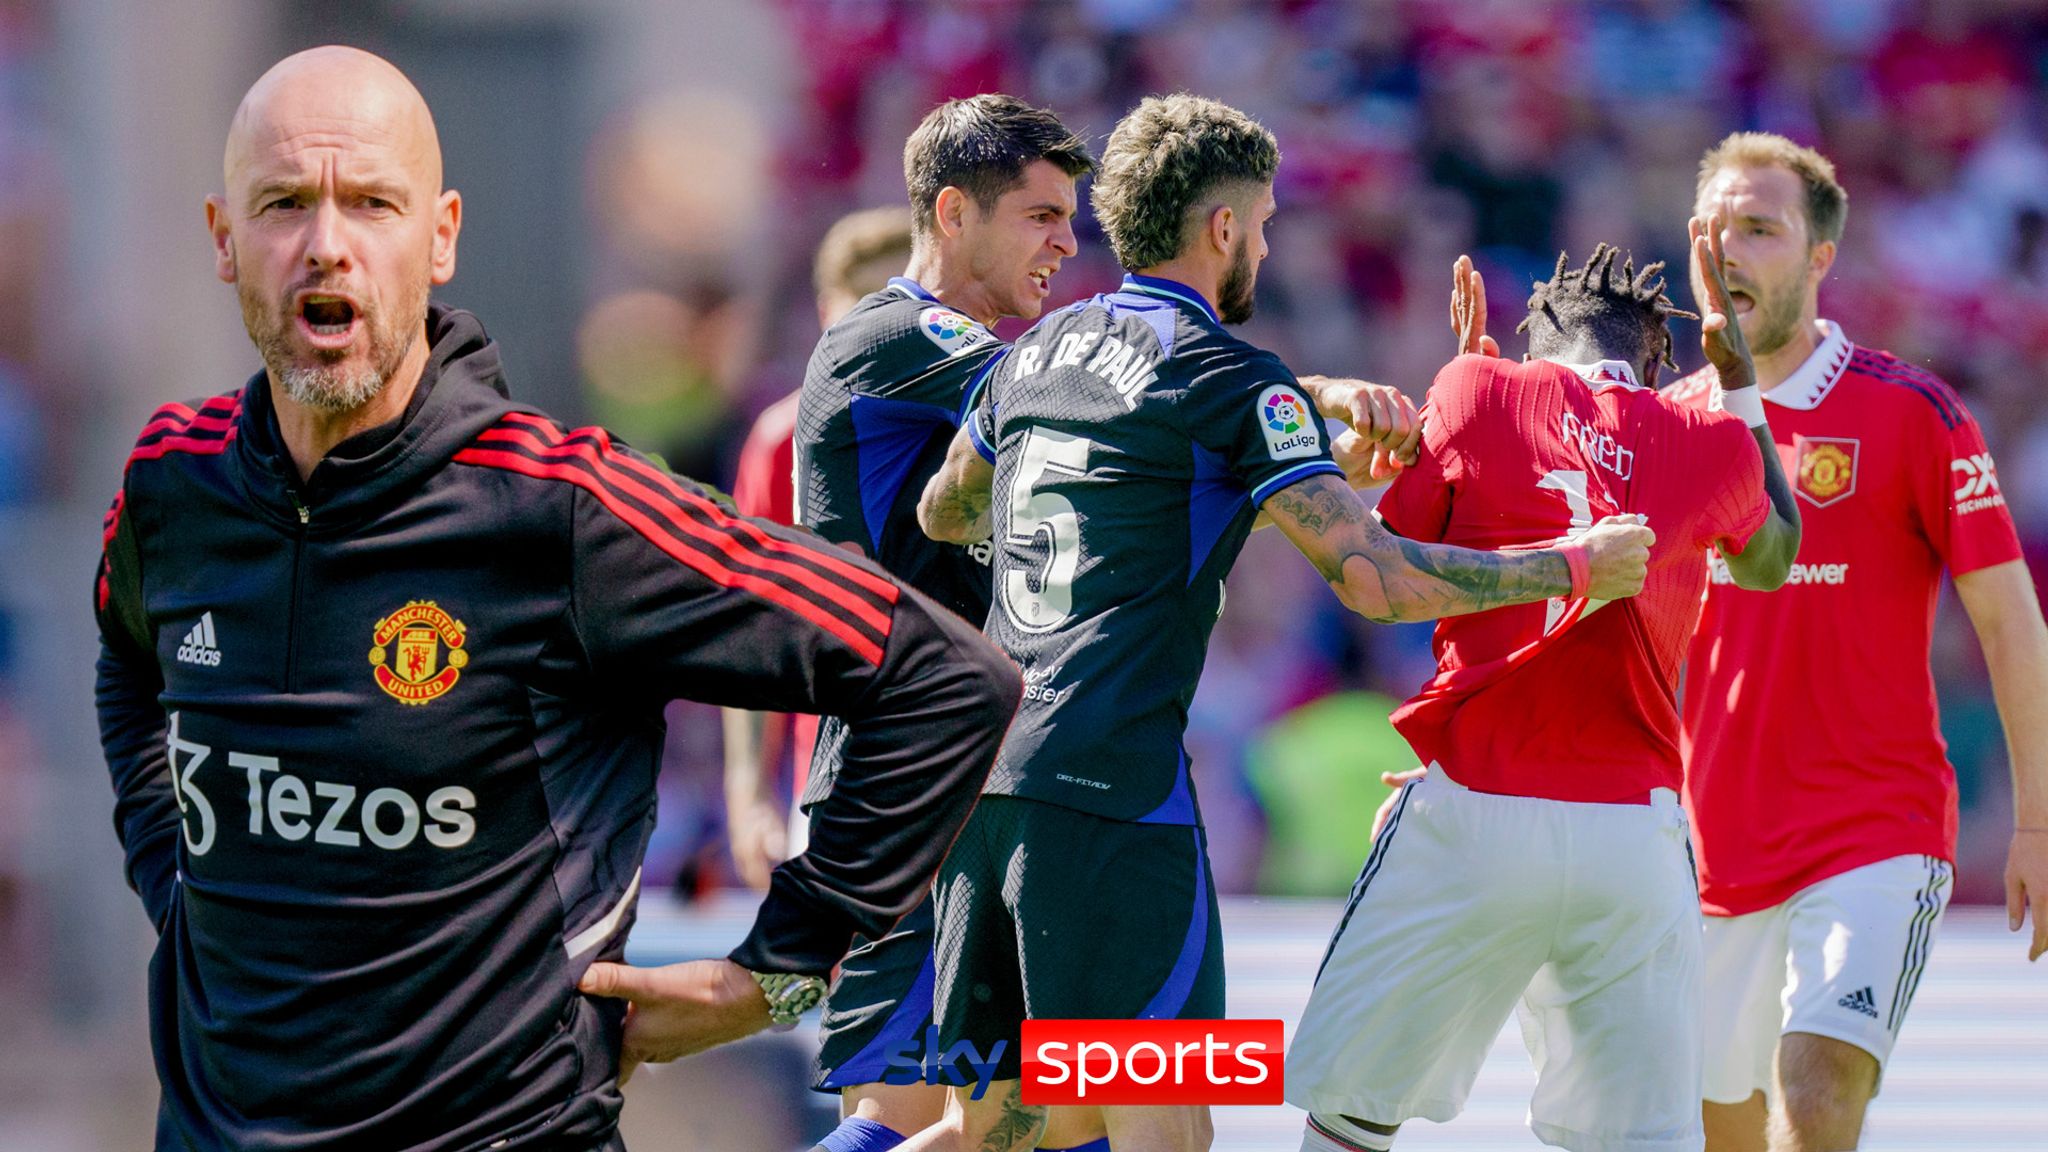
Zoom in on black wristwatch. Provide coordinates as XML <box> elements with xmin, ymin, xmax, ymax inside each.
<box><xmin>747</xmin><ymin>970</ymin><xmax>828</xmax><ymax>1031</ymax></box>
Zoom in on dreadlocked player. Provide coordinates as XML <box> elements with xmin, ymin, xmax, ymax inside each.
<box><xmin>1285</xmin><ymin>227</ymin><xmax>1801</xmax><ymax>1152</ymax></box>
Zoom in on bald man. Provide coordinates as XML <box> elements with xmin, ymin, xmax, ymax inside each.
<box><xmin>93</xmin><ymin>46</ymin><xmax>1021</xmax><ymax>1152</ymax></box>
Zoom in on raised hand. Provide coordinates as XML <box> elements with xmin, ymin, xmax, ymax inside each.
<box><xmin>1451</xmin><ymin>255</ymin><xmax>1501</xmax><ymax>359</ymax></box>
<box><xmin>1688</xmin><ymin>213</ymin><xmax>1757</xmax><ymax>390</ymax></box>
<box><xmin>1579</xmin><ymin>514</ymin><xmax>1655</xmax><ymax>601</ymax></box>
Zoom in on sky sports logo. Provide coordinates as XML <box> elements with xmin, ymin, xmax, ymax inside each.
<box><xmin>1019</xmin><ymin>1020</ymin><xmax>1284</xmax><ymax>1105</ymax></box>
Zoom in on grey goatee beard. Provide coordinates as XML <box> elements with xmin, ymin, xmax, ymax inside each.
<box><xmin>241</xmin><ymin>264</ymin><xmax>428</xmax><ymax>417</ymax></box>
<box><xmin>279</xmin><ymin>365</ymin><xmax>389</xmax><ymax>413</ymax></box>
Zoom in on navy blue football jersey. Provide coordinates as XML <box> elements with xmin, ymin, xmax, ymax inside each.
<box><xmin>796</xmin><ymin>277</ymin><xmax>1003</xmax><ymax>806</ymax></box>
<box><xmin>973</xmin><ymin>274</ymin><xmax>1341</xmax><ymax>822</ymax></box>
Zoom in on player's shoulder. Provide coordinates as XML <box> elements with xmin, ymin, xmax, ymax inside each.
<box><xmin>1182</xmin><ymin>331</ymin><xmax>1289</xmax><ymax>387</ymax></box>
<box><xmin>1841</xmin><ymin>345</ymin><xmax>1969</xmax><ymax>431</ymax></box>
<box><xmin>1659</xmin><ymin>365</ymin><xmax>1717</xmax><ymax>410</ymax></box>
<box><xmin>1423</xmin><ymin>354</ymin><xmax>1544</xmax><ymax>427</ymax></box>
<box><xmin>124</xmin><ymin>387</ymin><xmax>245</xmax><ymax>469</ymax></box>
<box><xmin>819</xmin><ymin>285</ymin><xmax>1001</xmax><ymax>375</ymax></box>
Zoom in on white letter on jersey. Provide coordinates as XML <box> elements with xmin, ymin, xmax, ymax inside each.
<box><xmin>166</xmin><ymin>712</ymin><xmax>216</xmax><ymax>856</ymax></box>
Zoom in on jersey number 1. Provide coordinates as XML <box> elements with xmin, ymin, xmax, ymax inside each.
<box><xmin>1001</xmin><ymin>428</ymin><xmax>1091</xmax><ymax>633</ymax></box>
<box><xmin>1537</xmin><ymin>468</ymin><xmax>1595</xmax><ymax>635</ymax></box>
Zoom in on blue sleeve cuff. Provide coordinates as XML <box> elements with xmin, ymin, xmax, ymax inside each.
<box><xmin>967</xmin><ymin>407</ymin><xmax>998</xmax><ymax>464</ymax></box>
<box><xmin>1249</xmin><ymin>460</ymin><xmax>1343</xmax><ymax>506</ymax></box>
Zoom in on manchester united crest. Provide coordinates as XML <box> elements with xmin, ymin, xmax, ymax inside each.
<box><xmin>1794</xmin><ymin>435</ymin><xmax>1859</xmax><ymax>508</ymax></box>
<box><xmin>368</xmin><ymin>600</ymin><xmax>468</xmax><ymax>705</ymax></box>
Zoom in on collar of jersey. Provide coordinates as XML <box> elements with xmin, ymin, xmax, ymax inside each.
<box><xmin>1556</xmin><ymin>358</ymin><xmax>1644</xmax><ymax>391</ymax></box>
<box><xmin>1762</xmin><ymin>320</ymin><xmax>1853</xmax><ymax>411</ymax></box>
<box><xmin>1120</xmin><ymin>274</ymin><xmax>1221</xmax><ymax>324</ymax></box>
<box><xmin>886</xmin><ymin>276</ymin><xmax>941</xmax><ymax>304</ymax></box>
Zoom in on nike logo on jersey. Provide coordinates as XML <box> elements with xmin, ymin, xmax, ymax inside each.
<box><xmin>176</xmin><ymin>612</ymin><xmax>223</xmax><ymax>667</ymax></box>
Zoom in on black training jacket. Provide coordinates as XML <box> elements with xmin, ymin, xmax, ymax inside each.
<box><xmin>93</xmin><ymin>304</ymin><xmax>1019</xmax><ymax>1152</ymax></box>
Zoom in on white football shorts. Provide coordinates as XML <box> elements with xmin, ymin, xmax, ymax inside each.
<box><xmin>1286</xmin><ymin>767</ymin><xmax>1705</xmax><ymax>1152</ymax></box>
<box><xmin>1701</xmin><ymin>852</ymin><xmax>1953</xmax><ymax>1104</ymax></box>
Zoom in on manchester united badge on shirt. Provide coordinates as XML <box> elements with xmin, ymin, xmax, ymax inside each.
<box><xmin>368</xmin><ymin>600</ymin><xmax>468</xmax><ymax>705</ymax></box>
<box><xmin>1794</xmin><ymin>435</ymin><xmax>1858</xmax><ymax>507</ymax></box>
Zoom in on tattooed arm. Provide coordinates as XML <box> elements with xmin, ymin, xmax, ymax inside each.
<box><xmin>1263</xmin><ymin>474</ymin><xmax>1654</xmax><ymax>623</ymax></box>
<box><xmin>919</xmin><ymin>424</ymin><xmax>996</xmax><ymax>545</ymax></box>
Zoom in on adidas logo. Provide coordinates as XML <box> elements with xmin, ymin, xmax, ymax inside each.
<box><xmin>175</xmin><ymin>612</ymin><xmax>222</xmax><ymax>667</ymax></box>
<box><xmin>1837</xmin><ymin>986</ymin><xmax>1880</xmax><ymax>1019</ymax></box>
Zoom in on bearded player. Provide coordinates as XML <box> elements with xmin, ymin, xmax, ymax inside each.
<box><xmin>909</xmin><ymin>93</ymin><xmax>1655</xmax><ymax>1152</ymax></box>
<box><xmin>1665</xmin><ymin>133</ymin><xmax>2048</xmax><ymax>1152</ymax></box>
<box><xmin>1286</xmin><ymin>224</ymin><xmax>1802</xmax><ymax>1152</ymax></box>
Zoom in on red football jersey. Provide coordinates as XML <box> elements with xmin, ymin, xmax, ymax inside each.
<box><xmin>1669</xmin><ymin>323</ymin><xmax>2024</xmax><ymax>916</ymax></box>
<box><xmin>730</xmin><ymin>390</ymin><xmax>819</xmax><ymax>789</ymax></box>
<box><xmin>1378</xmin><ymin>354</ymin><xmax>1767</xmax><ymax>803</ymax></box>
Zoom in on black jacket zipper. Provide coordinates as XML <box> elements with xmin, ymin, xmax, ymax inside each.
<box><xmin>286</xmin><ymin>491</ymin><xmax>309</xmax><ymax>693</ymax></box>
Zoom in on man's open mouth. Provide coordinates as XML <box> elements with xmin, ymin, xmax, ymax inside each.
<box><xmin>299</xmin><ymin>294</ymin><xmax>359</xmax><ymax>338</ymax></box>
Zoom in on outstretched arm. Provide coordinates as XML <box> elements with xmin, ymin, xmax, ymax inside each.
<box><xmin>1261</xmin><ymin>473</ymin><xmax>1652</xmax><ymax>624</ymax></box>
<box><xmin>1691</xmin><ymin>212</ymin><xmax>1800</xmax><ymax>589</ymax></box>
<box><xmin>919</xmin><ymin>423</ymin><xmax>996</xmax><ymax>544</ymax></box>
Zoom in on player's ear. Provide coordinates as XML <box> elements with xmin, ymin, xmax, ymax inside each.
<box><xmin>934</xmin><ymin>186</ymin><xmax>971</xmax><ymax>240</ymax></box>
<box><xmin>430</xmin><ymin>189</ymin><xmax>461</xmax><ymax>286</ymax></box>
<box><xmin>206</xmin><ymin>194</ymin><xmax>236</xmax><ymax>284</ymax></box>
<box><xmin>1806</xmin><ymin>238</ymin><xmax>1836</xmax><ymax>285</ymax></box>
<box><xmin>1207</xmin><ymin>203</ymin><xmax>1235</xmax><ymax>258</ymax></box>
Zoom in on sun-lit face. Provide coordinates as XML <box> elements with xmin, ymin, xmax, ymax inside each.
<box><xmin>1219</xmin><ymin>183</ymin><xmax>1276</xmax><ymax>325</ymax></box>
<box><xmin>960</xmin><ymin>159</ymin><xmax>1080</xmax><ymax>322</ymax></box>
<box><xmin>1695</xmin><ymin>164</ymin><xmax>1827</xmax><ymax>357</ymax></box>
<box><xmin>207</xmin><ymin>62</ymin><xmax>458</xmax><ymax>413</ymax></box>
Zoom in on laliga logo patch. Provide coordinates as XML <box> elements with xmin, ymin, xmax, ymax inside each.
<box><xmin>1794</xmin><ymin>435</ymin><xmax>1858</xmax><ymax>508</ymax></box>
<box><xmin>920</xmin><ymin>307</ymin><xmax>992</xmax><ymax>358</ymax></box>
<box><xmin>368</xmin><ymin>600</ymin><xmax>468</xmax><ymax>705</ymax></box>
<box><xmin>1259</xmin><ymin>385</ymin><xmax>1320</xmax><ymax>460</ymax></box>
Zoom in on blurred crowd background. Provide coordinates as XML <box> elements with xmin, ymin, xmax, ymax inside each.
<box><xmin>1</xmin><ymin>0</ymin><xmax>2046</xmax><ymax>1145</ymax></box>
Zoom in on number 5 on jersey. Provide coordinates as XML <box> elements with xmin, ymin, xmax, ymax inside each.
<box><xmin>1002</xmin><ymin>427</ymin><xmax>1093</xmax><ymax>633</ymax></box>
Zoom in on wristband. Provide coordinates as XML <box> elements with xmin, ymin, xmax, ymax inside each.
<box><xmin>1711</xmin><ymin>385</ymin><xmax>1769</xmax><ymax>429</ymax></box>
<box><xmin>1559</xmin><ymin>539</ymin><xmax>1592</xmax><ymax>600</ymax></box>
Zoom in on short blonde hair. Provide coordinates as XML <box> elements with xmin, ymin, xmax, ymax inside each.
<box><xmin>813</xmin><ymin>206</ymin><xmax>915</xmax><ymax>301</ymax></box>
<box><xmin>1696</xmin><ymin>132</ymin><xmax>1848</xmax><ymax>246</ymax></box>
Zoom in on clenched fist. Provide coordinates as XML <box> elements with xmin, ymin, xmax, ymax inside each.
<box><xmin>1579</xmin><ymin>514</ymin><xmax>1655</xmax><ymax>601</ymax></box>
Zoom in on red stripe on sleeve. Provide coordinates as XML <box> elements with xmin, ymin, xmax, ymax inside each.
<box><xmin>453</xmin><ymin>445</ymin><xmax>889</xmax><ymax>666</ymax></box>
<box><xmin>496</xmin><ymin>412</ymin><xmax>900</xmax><ymax>602</ymax></box>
